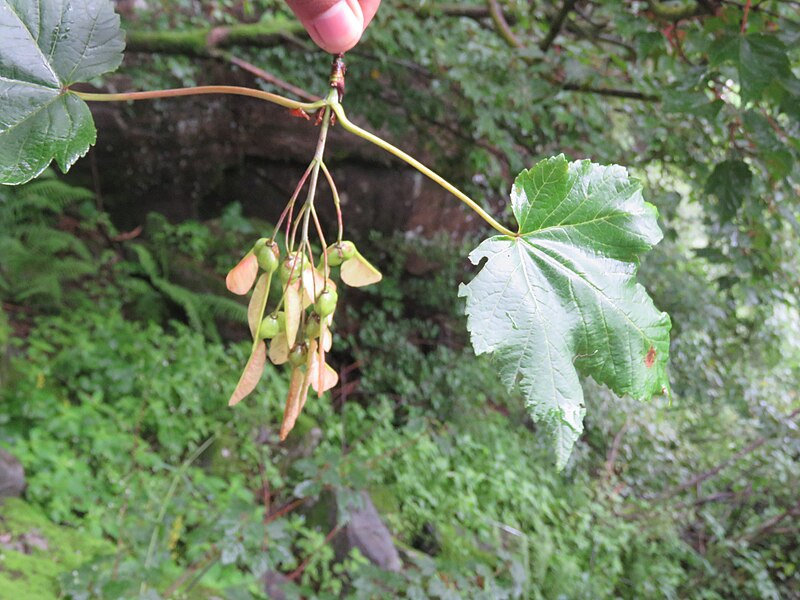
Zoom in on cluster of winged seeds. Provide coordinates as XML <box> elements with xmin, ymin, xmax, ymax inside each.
<box><xmin>225</xmin><ymin>238</ymin><xmax>381</xmax><ymax>439</ymax></box>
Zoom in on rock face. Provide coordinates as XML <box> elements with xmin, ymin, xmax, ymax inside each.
<box><xmin>70</xmin><ymin>67</ymin><xmax>486</xmax><ymax>240</ymax></box>
<box><xmin>334</xmin><ymin>491</ymin><xmax>402</xmax><ymax>572</ymax></box>
<box><xmin>263</xmin><ymin>489</ymin><xmax>402</xmax><ymax>596</ymax></box>
<box><xmin>0</xmin><ymin>448</ymin><xmax>25</xmax><ymax>498</ymax></box>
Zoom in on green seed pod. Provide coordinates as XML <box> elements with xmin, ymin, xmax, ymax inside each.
<box><xmin>258</xmin><ymin>314</ymin><xmax>282</xmax><ymax>339</ymax></box>
<box><xmin>288</xmin><ymin>343</ymin><xmax>308</xmax><ymax>367</ymax></box>
<box><xmin>326</xmin><ymin>241</ymin><xmax>356</xmax><ymax>267</ymax></box>
<box><xmin>314</xmin><ymin>289</ymin><xmax>338</xmax><ymax>318</ymax></box>
<box><xmin>305</xmin><ymin>314</ymin><xmax>321</xmax><ymax>338</ymax></box>
<box><xmin>256</xmin><ymin>241</ymin><xmax>280</xmax><ymax>273</ymax></box>
<box><xmin>339</xmin><ymin>241</ymin><xmax>356</xmax><ymax>260</ymax></box>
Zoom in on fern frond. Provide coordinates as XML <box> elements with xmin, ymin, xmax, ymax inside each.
<box><xmin>198</xmin><ymin>293</ymin><xmax>247</xmax><ymax>323</ymax></box>
<box><xmin>129</xmin><ymin>245</ymin><xmax>161</xmax><ymax>280</ymax></box>
<box><xmin>16</xmin><ymin>226</ymin><xmax>92</xmax><ymax>259</ymax></box>
<box><xmin>19</xmin><ymin>180</ymin><xmax>94</xmax><ymax>212</ymax></box>
<box><xmin>150</xmin><ymin>276</ymin><xmax>205</xmax><ymax>333</ymax></box>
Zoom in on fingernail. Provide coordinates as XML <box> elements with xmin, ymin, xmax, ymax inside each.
<box><xmin>311</xmin><ymin>0</ymin><xmax>363</xmax><ymax>53</ymax></box>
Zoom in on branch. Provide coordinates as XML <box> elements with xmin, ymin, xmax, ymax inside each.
<box><xmin>221</xmin><ymin>52</ymin><xmax>320</xmax><ymax>102</ymax></box>
<box><xmin>740</xmin><ymin>0</ymin><xmax>751</xmax><ymax>32</ymax></box>
<box><xmin>567</xmin><ymin>13</ymin><xmax>638</xmax><ymax>60</ymax></box>
<box><xmin>604</xmin><ymin>418</ymin><xmax>631</xmax><ymax>481</ymax></box>
<box><xmin>655</xmin><ymin>408</ymin><xmax>800</xmax><ymax>501</ymax></box>
<box><xmin>487</xmin><ymin>0</ymin><xmax>523</xmax><ymax>48</ymax></box>
<box><xmin>482</xmin><ymin>2</ymin><xmax>654</xmax><ymax>101</ymax></box>
<box><xmin>124</xmin><ymin>17</ymin><xmax>303</xmax><ymax>56</ymax></box>
<box><xmin>540</xmin><ymin>0</ymin><xmax>578</xmax><ymax>52</ymax></box>
<box><xmin>124</xmin><ymin>12</ymin><xmax>652</xmax><ymax>103</ymax></box>
<box><xmin>738</xmin><ymin>499</ymin><xmax>800</xmax><ymax>543</ymax></box>
<box><xmin>286</xmin><ymin>524</ymin><xmax>343</xmax><ymax>581</ymax></box>
<box><xmin>414</xmin><ymin>3</ymin><xmax>518</xmax><ymax>23</ymax></box>
<box><xmin>561</xmin><ymin>82</ymin><xmax>660</xmax><ymax>101</ymax></box>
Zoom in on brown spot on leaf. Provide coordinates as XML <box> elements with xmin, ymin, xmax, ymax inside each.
<box><xmin>645</xmin><ymin>346</ymin><xmax>656</xmax><ymax>368</ymax></box>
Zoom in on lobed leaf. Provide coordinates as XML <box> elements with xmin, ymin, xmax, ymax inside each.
<box><xmin>0</xmin><ymin>0</ymin><xmax>125</xmax><ymax>184</ymax></box>
<box><xmin>459</xmin><ymin>155</ymin><xmax>671</xmax><ymax>468</ymax></box>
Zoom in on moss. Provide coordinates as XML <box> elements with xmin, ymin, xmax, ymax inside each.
<box><xmin>367</xmin><ymin>485</ymin><xmax>400</xmax><ymax>518</ymax></box>
<box><xmin>436</xmin><ymin>522</ymin><xmax>498</xmax><ymax>566</ymax></box>
<box><xmin>647</xmin><ymin>0</ymin><xmax>703</xmax><ymax>20</ymax></box>
<box><xmin>125</xmin><ymin>17</ymin><xmax>302</xmax><ymax>57</ymax></box>
<box><xmin>0</xmin><ymin>498</ymin><xmax>113</xmax><ymax>599</ymax></box>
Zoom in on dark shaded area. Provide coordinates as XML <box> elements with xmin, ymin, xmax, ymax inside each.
<box><xmin>73</xmin><ymin>66</ymin><xmax>481</xmax><ymax>242</ymax></box>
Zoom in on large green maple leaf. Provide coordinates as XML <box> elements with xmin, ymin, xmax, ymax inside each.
<box><xmin>0</xmin><ymin>0</ymin><xmax>125</xmax><ymax>185</ymax></box>
<box><xmin>459</xmin><ymin>155</ymin><xmax>671</xmax><ymax>467</ymax></box>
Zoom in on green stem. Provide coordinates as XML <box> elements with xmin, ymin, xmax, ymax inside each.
<box><xmin>330</xmin><ymin>101</ymin><xmax>517</xmax><ymax>238</ymax></box>
<box><xmin>272</xmin><ymin>162</ymin><xmax>313</xmax><ymax>244</ymax></box>
<box><xmin>141</xmin><ymin>434</ymin><xmax>216</xmax><ymax>594</ymax></box>
<box><xmin>72</xmin><ymin>85</ymin><xmax>324</xmax><ymax>113</ymax></box>
<box><xmin>280</xmin><ymin>97</ymin><xmax>335</xmax><ymax>328</ymax></box>
<box><xmin>319</xmin><ymin>161</ymin><xmax>343</xmax><ymax>243</ymax></box>
<box><xmin>310</xmin><ymin>204</ymin><xmax>329</xmax><ymax>281</ymax></box>
<box><xmin>289</xmin><ymin>204</ymin><xmax>308</xmax><ymax>252</ymax></box>
<box><xmin>304</xmin><ymin>98</ymin><xmax>334</xmax><ymax>208</ymax></box>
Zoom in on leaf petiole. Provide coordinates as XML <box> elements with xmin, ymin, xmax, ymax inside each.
<box><xmin>72</xmin><ymin>85</ymin><xmax>324</xmax><ymax>112</ymax></box>
<box><xmin>329</xmin><ymin>101</ymin><xmax>517</xmax><ymax>238</ymax></box>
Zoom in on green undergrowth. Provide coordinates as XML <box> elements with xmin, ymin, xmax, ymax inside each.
<box><xmin>0</xmin><ymin>302</ymin><xmax>691</xmax><ymax>598</ymax></box>
<box><xmin>1</xmin><ymin>181</ymin><xmax>798</xmax><ymax>597</ymax></box>
<box><xmin>0</xmin><ymin>498</ymin><xmax>113</xmax><ymax>600</ymax></box>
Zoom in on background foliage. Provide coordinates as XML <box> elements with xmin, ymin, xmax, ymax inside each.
<box><xmin>1</xmin><ymin>0</ymin><xmax>799</xmax><ymax>598</ymax></box>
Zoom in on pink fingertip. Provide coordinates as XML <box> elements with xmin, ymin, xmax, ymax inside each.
<box><xmin>310</xmin><ymin>0</ymin><xmax>364</xmax><ymax>53</ymax></box>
